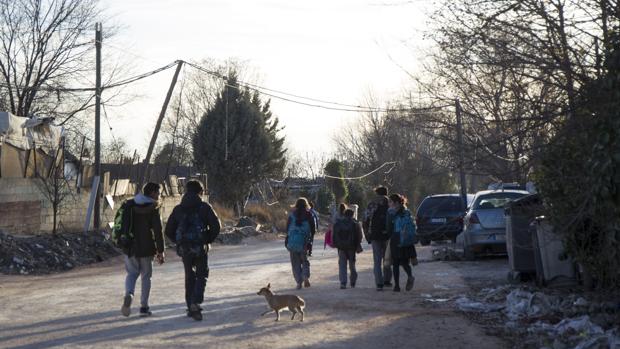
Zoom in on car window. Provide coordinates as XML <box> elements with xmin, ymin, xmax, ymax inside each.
<box><xmin>418</xmin><ymin>197</ymin><xmax>464</xmax><ymax>215</ymax></box>
<box><xmin>473</xmin><ymin>193</ymin><xmax>526</xmax><ymax>209</ymax></box>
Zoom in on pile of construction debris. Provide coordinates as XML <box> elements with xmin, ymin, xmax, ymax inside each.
<box><xmin>0</xmin><ymin>230</ymin><xmax>119</xmax><ymax>275</ymax></box>
<box><xmin>455</xmin><ymin>285</ymin><xmax>620</xmax><ymax>348</ymax></box>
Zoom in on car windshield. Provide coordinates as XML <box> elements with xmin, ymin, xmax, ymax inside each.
<box><xmin>473</xmin><ymin>192</ymin><xmax>527</xmax><ymax>209</ymax></box>
<box><xmin>418</xmin><ymin>197</ymin><xmax>464</xmax><ymax>215</ymax></box>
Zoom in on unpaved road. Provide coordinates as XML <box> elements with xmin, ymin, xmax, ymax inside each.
<box><xmin>0</xmin><ymin>236</ymin><xmax>510</xmax><ymax>348</ymax></box>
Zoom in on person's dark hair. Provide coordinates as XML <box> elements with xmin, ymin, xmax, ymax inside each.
<box><xmin>338</xmin><ymin>203</ymin><xmax>347</xmax><ymax>215</ymax></box>
<box><xmin>374</xmin><ymin>186</ymin><xmax>388</xmax><ymax>196</ymax></box>
<box><xmin>389</xmin><ymin>193</ymin><xmax>407</xmax><ymax>207</ymax></box>
<box><xmin>186</xmin><ymin>180</ymin><xmax>203</xmax><ymax>195</ymax></box>
<box><xmin>143</xmin><ymin>182</ymin><xmax>160</xmax><ymax>197</ymax></box>
<box><xmin>344</xmin><ymin>208</ymin><xmax>355</xmax><ymax>218</ymax></box>
<box><xmin>294</xmin><ymin>197</ymin><xmax>309</xmax><ymax>225</ymax></box>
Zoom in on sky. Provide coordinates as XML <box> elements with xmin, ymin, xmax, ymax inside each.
<box><xmin>100</xmin><ymin>0</ymin><xmax>436</xmax><ymax>158</ymax></box>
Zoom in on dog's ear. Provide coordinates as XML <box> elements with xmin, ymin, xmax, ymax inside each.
<box><xmin>267</xmin><ymin>283</ymin><xmax>271</xmax><ymax>289</ymax></box>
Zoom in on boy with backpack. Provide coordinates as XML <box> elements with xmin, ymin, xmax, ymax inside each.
<box><xmin>164</xmin><ymin>180</ymin><xmax>221</xmax><ymax>321</ymax></box>
<box><xmin>114</xmin><ymin>182</ymin><xmax>165</xmax><ymax>318</ymax></box>
<box><xmin>333</xmin><ymin>208</ymin><xmax>363</xmax><ymax>289</ymax></box>
<box><xmin>363</xmin><ymin>186</ymin><xmax>392</xmax><ymax>291</ymax></box>
<box><xmin>286</xmin><ymin>198</ymin><xmax>316</xmax><ymax>289</ymax></box>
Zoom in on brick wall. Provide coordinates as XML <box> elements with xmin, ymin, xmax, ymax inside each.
<box><xmin>0</xmin><ymin>178</ymin><xmax>183</xmax><ymax>235</ymax></box>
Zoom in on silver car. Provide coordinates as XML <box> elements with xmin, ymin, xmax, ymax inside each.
<box><xmin>461</xmin><ymin>189</ymin><xmax>529</xmax><ymax>260</ymax></box>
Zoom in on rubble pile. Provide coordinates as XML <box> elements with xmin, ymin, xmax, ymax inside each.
<box><xmin>455</xmin><ymin>285</ymin><xmax>620</xmax><ymax>348</ymax></box>
<box><xmin>0</xmin><ymin>231</ymin><xmax>119</xmax><ymax>275</ymax></box>
<box><xmin>215</xmin><ymin>226</ymin><xmax>261</xmax><ymax>245</ymax></box>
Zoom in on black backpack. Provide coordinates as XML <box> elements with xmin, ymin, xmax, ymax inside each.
<box><xmin>333</xmin><ymin>218</ymin><xmax>357</xmax><ymax>250</ymax></box>
<box><xmin>370</xmin><ymin>200</ymin><xmax>389</xmax><ymax>239</ymax></box>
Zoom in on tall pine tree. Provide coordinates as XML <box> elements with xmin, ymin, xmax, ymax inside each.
<box><xmin>193</xmin><ymin>75</ymin><xmax>286</xmax><ymax>212</ymax></box>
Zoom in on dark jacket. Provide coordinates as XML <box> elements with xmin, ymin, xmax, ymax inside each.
<box><xmin>334</xmin><ymin>216</ymin><xmax>364</xmax><ymax>251</ymax></box>
<box><xmin>128</xmin><ymin>194</ymin><xmax>164</xmax><ymax>258</ymax></box>
<box><xmin>363</xmin><ymin>195</ymin><xmax>390</xmax><ymax>242</ymax></box>
<box><xmin>164</xmin><ymin>193</ymin><xmax>221</xmax><ymax>246</ymax></box>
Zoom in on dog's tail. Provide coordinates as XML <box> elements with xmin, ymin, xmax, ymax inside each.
<box><xmin>298</xmin><ymin>296</ymin><xmax>306</xmax><ymax>308</ymax></box>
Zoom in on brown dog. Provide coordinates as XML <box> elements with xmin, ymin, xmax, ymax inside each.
<box><xmin>257</xmin><ymin>283</ymin><xmax>305</xmax><ymax>322</ymax></box>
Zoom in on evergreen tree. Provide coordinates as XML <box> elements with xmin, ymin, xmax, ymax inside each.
<box><xmin>193</xmin><ymin>75</ymin><xmax>286</xmax><ymax>212</ymax></box>
<box><xmin>324</xmin><ymin>159</ymin><xmax>348</xmax><ymax>203</ymax></box>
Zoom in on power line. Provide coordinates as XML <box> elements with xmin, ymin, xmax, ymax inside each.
<box><xmin>323</xmin><ymin>161</ymin><xmax>398</xmax><ymax>180</ymax></box>
<box><xmin>183</xmin><ymin>61</ymin><xmax>452</xmax><ymax>114</ymax></box>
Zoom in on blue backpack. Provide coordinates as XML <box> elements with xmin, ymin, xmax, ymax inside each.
<box><xmin>286</xmin><ymin>213</ymin><xmax>310</xmax><ymax>253</ymax></box>
<box><xmin>175</xmin><ymin>211</ymin><xmax>206</xmax><ymax>256</ymax></box>
<box><xmin>395</xmin><ymin>210</ymin><xmax>416</xmax><ymax>247</ymax></box>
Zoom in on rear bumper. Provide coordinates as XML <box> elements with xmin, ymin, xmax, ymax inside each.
<box><xmin>463</xmin><ymin>227</ymin><xmax>507</xmax><ymax>251</ymax></box>
<box><xmin>417</xmin><ymin>225</ymin><xmax>462</xmax><ymax>240</ymax></box>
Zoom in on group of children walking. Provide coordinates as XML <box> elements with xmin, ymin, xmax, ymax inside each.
<box><xmin>285</xmin><ymin>186</ymin><xmax>417</xmax><ymax>292</ymax></box>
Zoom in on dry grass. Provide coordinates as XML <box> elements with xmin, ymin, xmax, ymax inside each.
<box><xmin>246</xmin><ymin>203</ymin><xmax>290</xmax><ymax>232</ymax></box>
<box><xmin>211</xmin><ymin>202</ymin><xmax>235</xmax><ymax>225</ymax></box>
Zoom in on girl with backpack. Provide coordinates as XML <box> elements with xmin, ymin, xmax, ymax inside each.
<box><xmin>286</xmin><ymin>198</ymin><xmax>316</xmax><ymax>289</ymax></box>
<box><xmin>386</xmin><ymin>193</ymin><xmax>416</xmax><ymax>292</ymax></box>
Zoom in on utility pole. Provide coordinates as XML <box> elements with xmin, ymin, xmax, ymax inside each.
<box><xmin>137</xmin><ymin>60</ymin><xmax>184</xmax><ymax>192</ymax></box>
<box><xmin>94</xmin><ymin>23</ymin><xmax>102</xmax><ymax>231</ymax></box>
<box><xmin>455</xmin><ymin>98</ymin><xmax>468</xmax><ymax>207</ymax></box>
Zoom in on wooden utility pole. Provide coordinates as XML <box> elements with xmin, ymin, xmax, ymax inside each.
<box><xmin>455</xmin><ymin>98</ymin><xmax>468</xmax><ymax>207</ymax></box>
<box><xmin>137</xmin><ymin>60</ymin><xmax>184</xmax><ymax>192</ymax></box>
<box><xmin>94</xmin><ymin>23</ymin><xmax>102</xmax><ymax>231</ymax></box>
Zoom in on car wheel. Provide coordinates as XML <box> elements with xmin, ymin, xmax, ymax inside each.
<box><xmin>420</xmin><ymin>238</ymin><xmax>431</xmax><ymax>246</ymax></box>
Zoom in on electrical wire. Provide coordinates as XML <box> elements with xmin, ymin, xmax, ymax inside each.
<box><xmin>323</xmin><ymin>161</ymin><xmax>398</xmax><ymax>180</ymax></box>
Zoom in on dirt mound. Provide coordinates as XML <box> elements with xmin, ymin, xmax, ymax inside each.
<box><xmin>0</xmin><ymin>231</ymin><xmax>120</xmax><ymax>275</ymax></box>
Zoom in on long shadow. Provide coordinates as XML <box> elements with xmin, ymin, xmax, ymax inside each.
<box><xmin>0</xmin><ymin>294</ymin><xmax>263</xmax><ymax>348</ymax></box>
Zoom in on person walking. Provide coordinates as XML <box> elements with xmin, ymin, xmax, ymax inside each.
<box><xmin>386</xmin><ymin>193</ymin><xmax>416</xmax><ymax>292</ymax></box>
<box><xmin>332</xmin><ymin>208</ymin><xmax>363</xmax><ymax>289</ymax></box>
<box><xmin>285</xmin><ymin>198</ymin><xmax>316</xmax><ymax>289</ymax></box>
<box><xmin>363</xmin><ymin>186</ymin><xmax>392</xmax><ymax>291</ymax></box>
<box><xmin>308</xmin><ymin>201</ymin><xmax>320</xmax><ymax>256</ymax></box>
<box><xmin>165</xmin><ymin>180</ymin><xmax>221</xmax><ymax>321</ymax></box>
<box><xmin>119</xmin><ymin>182</ymin><xmax>165</xmax><ymax>318</ymax></box>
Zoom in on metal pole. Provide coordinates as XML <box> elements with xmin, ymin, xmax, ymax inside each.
<box><xmin>94</xmin><ymin>23</ymin><xmax>102</xmax><ymax>231</ymax></box>
<box><xmin>455</xmin><ymin>98</ymin><xmax>468</xmax><ymax>207</ymax></box>
<box><xmin>137</xmin><ymin>60</ymin><xmax>184</xmax><ymax>193</ymax></box>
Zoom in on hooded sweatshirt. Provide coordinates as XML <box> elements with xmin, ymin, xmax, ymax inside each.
<box><xmin>129</xmin><ymin>194</ymin><xmax>164</xmax><ymax>258</ymax></box>
<box><xmin>164</xmin><ymin>193</ymin><xmax>221</xmax><ymax>246</ymax></box>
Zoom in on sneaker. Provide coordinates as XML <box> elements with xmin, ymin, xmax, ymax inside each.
<box><xmin>393</xmin><ymin>285</ymin><xmax>401</xmax><ymax>292</ymax></box>
<box><xmin>189</xmin><ymin>304</ymin><xmax>203</xmax><ymax>321</ymax></box>
<box><xmin>186</xmin><ymin>305</ymin><xmax>204</xmax><ymax>317</ymax></box>
<box><xmin>376</xmin><ymin>284</ymin><xmax>384</xmax><ymax>291</ymax></box>
<box><xmin>139</xmin><ymin>307</ymin><xmax>152</xmax><ymax>317</ymax></box>
<box><xmin>121</xmin><ymin>294</ymin><xmax>133</xmax><ymax>317</ymax></box>
<box><xmin>296</xmin><ymin>283</ymin><xmax>302</xmax><ymax>290</ymax></box>
<box><xmin>340</xmin><ymin>284</ymin><xmax>347</xmax><ymax>289</ymax></box>
<box><xmin>304</xmin><ymin>280</ymin><xmax>311</xmax><ymax>288</ymax></box>
<box><xmin>406</xmin><ymin>276</ymin><xmax>415</xmax><ymax>291</ymax></box>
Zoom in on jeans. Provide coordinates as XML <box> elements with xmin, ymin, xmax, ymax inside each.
<box><xmin>371</xmin><ymin>240</ymin><xmax>392</xmax><ymax>286</ymax></box>
<box><xmin>124</xmin><ymin>255</ymin><xmax>153</xmax><ymax>308</ymax></box>
<box><xmin>289</xmin><ymin>251</ymin><xmax>310</xmax><ymax>285</ymax></box>
<box><xmin>338</xmin><ymin>249</ymin><xmax>357</xmax><ymax>286</ymax></box>
<box><xmin>182</xmin><ymin>251</ymin><xmax>209</xmax><ymax>309</ymax></box>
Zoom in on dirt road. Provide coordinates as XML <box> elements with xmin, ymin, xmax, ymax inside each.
<box><xmin>0</xmin><ymin>236</ymin><xmax>510</xmax><ymax>348</ymax></box>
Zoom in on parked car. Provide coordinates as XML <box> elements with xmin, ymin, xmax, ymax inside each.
<box><xmin>415</xmin><ymin>194</ymin><xmax>474</xmax><ymax>245</ymax></box>
<box><xmin>461</xmin><ymin>189</ymin><xmax>530</xmax><ymax>259</ymax></box>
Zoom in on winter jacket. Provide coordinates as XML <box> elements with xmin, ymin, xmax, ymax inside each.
<box><xmin>164</xmin><ymin>193</ymin><xmax>221</xmax><ymax>246</ymax></box>
<box><xmin>363</xmin><ymin>195</ymin><xmax>390</xmax><ymax>242</ymax></box>
<box><xmin>334</xmin><ymin>216</ymin><xmax>364</xmax><ymax>251</ymax></box>
<box><xmin>128</xmin><ymin>194</ymin><xmax>164</xmax><ymax>258</ymax></box>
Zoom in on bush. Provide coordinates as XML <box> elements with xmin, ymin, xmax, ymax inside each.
<box><xmin>347</xmin><ymin>180</ymin><xmax>368</xmax><ymax>210</ymax></box>
<box><xmin>536</xmin><ymin>39</ymin><xmax>620</xmax><ymax>288</ymax></box>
